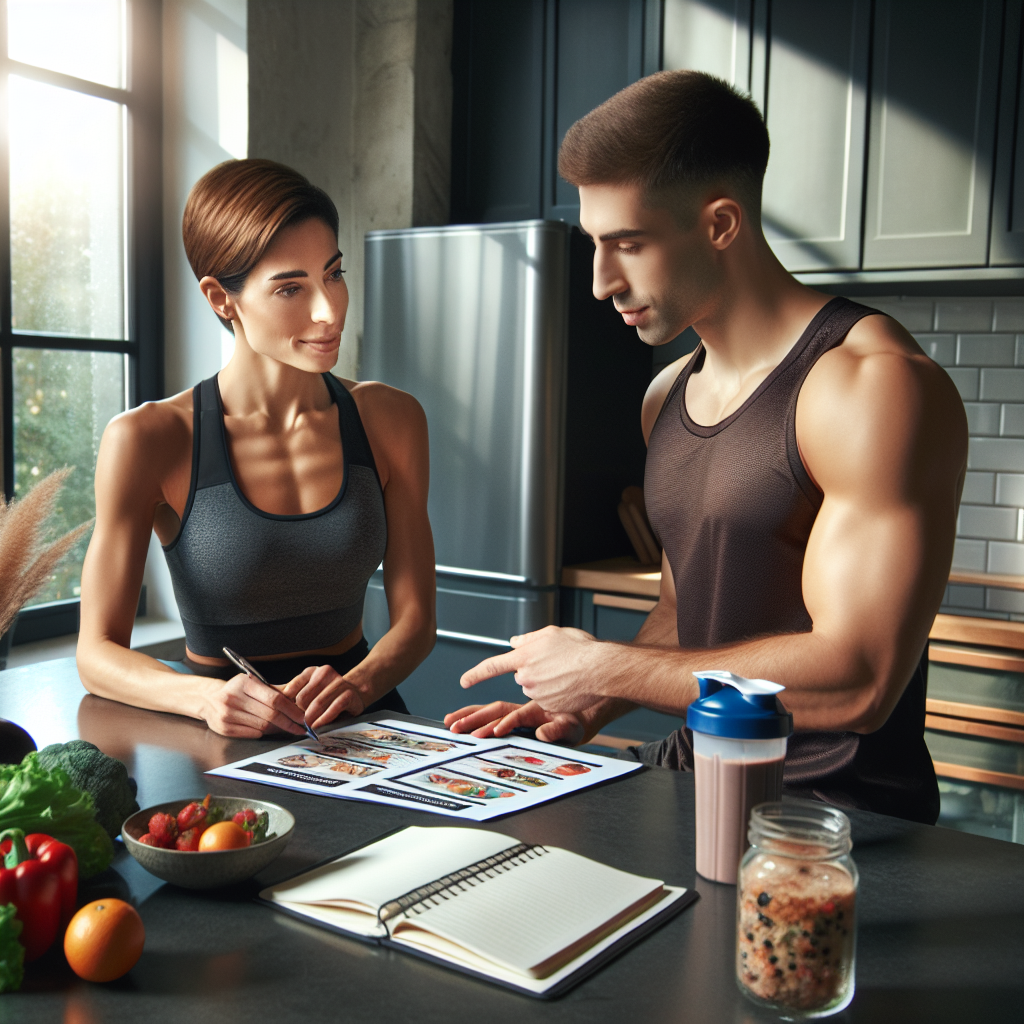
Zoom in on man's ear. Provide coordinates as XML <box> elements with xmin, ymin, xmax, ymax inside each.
<box><xmin>198</xmin><ymin>276</ymin><xmax>234</xmax><ymax>322</ymax></box>
<box><xmin>705</xmin><ymin>198</ymin><xmax>742</xmax><ymax>250</ymax></box>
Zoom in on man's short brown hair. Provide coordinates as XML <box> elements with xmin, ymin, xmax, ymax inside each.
<box><xmin>559</xmin><ymin>70</ymin><xmax>769</xmax><ymax>221</ymax></box>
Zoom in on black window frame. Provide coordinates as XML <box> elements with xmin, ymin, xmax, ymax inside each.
<box><xmin>0</xmin><ymin>0</ymin><xmax>162</xmax><ymax>644</ymax></box>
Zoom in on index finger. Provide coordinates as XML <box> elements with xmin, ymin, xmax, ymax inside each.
<box><xmin>459</xmin><ymin>650</ymin><xmax>523</xmax><ymax>689</ymax></box>
<box><xmin>242</xmin><ymin>676</ymin><xmax>306</xmax><ymax>725</ymax></box>
<box><xmin>445</xmin><ymin>701</ymin><xmax>522</xmax><ymax>734</ymax></box>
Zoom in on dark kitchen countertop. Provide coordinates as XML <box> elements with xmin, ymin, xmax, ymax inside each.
<box><xmin>1</xmin><ymin>657</ymin><xmax>1022</xmax><ymax>1023</ymax></box>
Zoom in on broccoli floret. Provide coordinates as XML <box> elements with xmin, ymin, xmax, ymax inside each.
<box><xmin>35</xmin><ymin>740</ymin><xmax>139</xmax><ymax>840</ymax></box>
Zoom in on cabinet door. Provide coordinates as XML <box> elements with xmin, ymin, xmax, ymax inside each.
<box><xmin>759</xmin><ymin>0</ymin><xmax>870</xmax><ymax>272</ymax></box>
<box><xmin>863</xmin><ymin>0</ymin><xmax>1002</xmax><ymax>269</ymax></box>
<box><xmin>991</xmin><ymin>0</ymin><xmax>1024</xmax><ymax>266</ymax></box>
<box><xmin>662</xmin><ymin>0</ymin><xmax>752</xmax><ymax>92</ymax></box>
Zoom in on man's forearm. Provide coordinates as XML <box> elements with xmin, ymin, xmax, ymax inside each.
<box><xmin>594</xmin><ymin>626</ymin><xmax>901</xmax><ymax>734</ymax></box>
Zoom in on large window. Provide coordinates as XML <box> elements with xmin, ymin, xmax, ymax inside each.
<box><xmin>1</xmin><ymin>0</ymin><xmax>161</xmax><ymax>638</ymax></box>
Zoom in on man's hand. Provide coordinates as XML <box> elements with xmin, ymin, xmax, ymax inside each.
<box><xmin>444</xmin><ymin>700</ymin><xmax>585</xmax><ymax>745</ymax></box>
<box><xmin>202</xmin><ymin>673</ymin><xmax>308</xmax><ymax>738</ymax></box>
<box><xmin>459</xmin><ymin>626</ymin><xmax>612</xmax><ymax>714</ymax></box>
<box><xmin>279</xmin><ymin>665</ymin><xmax>366</xmax><ymax>729</ymax></box>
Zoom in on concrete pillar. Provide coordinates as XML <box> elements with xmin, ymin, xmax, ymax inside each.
<box><xmin>248</xmin><ymin>0</ymin><xmax>452</xmax><ymax>379</ymax></box>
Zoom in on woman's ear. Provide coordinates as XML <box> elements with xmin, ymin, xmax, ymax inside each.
<box><xmin>199</xmin><ymin>276</ymin><xmax>234</xmax><ymax>322</ymax></box>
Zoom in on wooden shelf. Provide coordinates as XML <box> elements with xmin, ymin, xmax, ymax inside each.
<box><xmin>561</xmin><ymin>557</ymin><xmax>661</xmax><ymax>598</ymax></box>
<box><xmin>948</xmin><ymin>570</ymin><xmax>1024</xmax><ymax>591</ymax></box>
<box><xmin>926</xmin><ymin>698</ymin><xmax>1024</xmax><ymax>729</ymax></box>
<box><xmin>931</xmin><ymin>760</ymin><xmax>1024</xmax><ymax>792</ymax></box>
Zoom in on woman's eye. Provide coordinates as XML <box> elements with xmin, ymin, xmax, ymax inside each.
<box><xmin>278</xmin><ymin>285</ymin><xmax>301</xmax><ymax>297</ymax></box>
<box><xmin>328</xmin><ymin>267</ymin><xmax>345</xmax><ymax>281</ymax></box>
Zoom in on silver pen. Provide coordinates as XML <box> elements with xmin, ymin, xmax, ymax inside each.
<box><xmin>222</xmin><ymin>646</ymin><xmax>319</xmax><ymax>742</ymax></box>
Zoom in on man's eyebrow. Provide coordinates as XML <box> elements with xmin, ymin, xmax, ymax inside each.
<box><xmin>597</xmin><ymin>229</ymin><xmax>649</xmax><ymax>242</ymax></box>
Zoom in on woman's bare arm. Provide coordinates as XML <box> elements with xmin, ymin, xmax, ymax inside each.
<box><xmin>76</xmin><ymin>399</ymin><xmax>307</xmax><ymax>738</ymax></box>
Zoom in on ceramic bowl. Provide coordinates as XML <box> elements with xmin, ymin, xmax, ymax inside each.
<box><xmin>121</xmin><ymin>795</ymin><xmax>295</xmax><ymax>889</ymax></box>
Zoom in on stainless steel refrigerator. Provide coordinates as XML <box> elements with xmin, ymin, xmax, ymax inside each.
<box><xmin>362</xmin><ymin>220</ymin><xmax>651</xmax><ymax>722</ymax></box>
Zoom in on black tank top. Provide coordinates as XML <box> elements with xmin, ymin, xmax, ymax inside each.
<box><xmin>644</xmin><ymin>297</ymin><xmax>939</xmax><ymax>824</ymax></box>
<box><xmin>162</xmin><ymin>373</ymin><xmax>387</xmax><ymax>659</ymax></box>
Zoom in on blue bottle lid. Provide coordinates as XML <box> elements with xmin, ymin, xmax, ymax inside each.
<box><xmin>686</xmin><ymin>670</ymin><xmax>794</xmax><ymax>740</ymax></box>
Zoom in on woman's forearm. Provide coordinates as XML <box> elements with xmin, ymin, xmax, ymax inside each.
<box><xmin>76</xmin><ymin>637</ymin><xmax>217</xmax><ymax>723</ymax></box>
<box><xmin>343</xmin><ymin>613</ymin><xmax>435</xmax><ymax>707</ymax></box>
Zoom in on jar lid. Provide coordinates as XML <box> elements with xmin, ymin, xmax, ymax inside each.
<box><xmin>686</xmin><ymin>670</ymin><xmax>794</xmax><ymax>739</ymax></box>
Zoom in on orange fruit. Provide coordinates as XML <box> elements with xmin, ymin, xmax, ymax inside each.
<box><xmin>198</xmin><ymin>820</ymin><xmax>252</xmax><ymax>851</ymax></box>
<box><xmin>64</xmin><ymin>899</ymin><xmax>145</xmax><ymax>982</ymax></box>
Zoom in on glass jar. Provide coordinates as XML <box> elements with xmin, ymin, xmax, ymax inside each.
<box><xmin>736</xmin><ymin>800</ymin><xmax>858</xmax><ymax>1019</ymax></box>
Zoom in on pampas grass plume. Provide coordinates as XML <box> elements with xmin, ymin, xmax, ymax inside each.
<box><xmin>0</xmin><ymin>468</ymin><xmax>92</xmax><ymax>638</ymax></box>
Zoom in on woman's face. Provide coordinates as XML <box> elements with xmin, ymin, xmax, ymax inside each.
<box><xmin>225</xmin><ymin>217</ymin><xmax>348</xmax><ymax>374</ymax></box>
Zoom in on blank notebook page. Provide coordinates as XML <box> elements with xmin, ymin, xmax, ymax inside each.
<box><xmin>391</xmin><ymin>846</ymin><xmax>664</xmax><ymax>974</ymax></box>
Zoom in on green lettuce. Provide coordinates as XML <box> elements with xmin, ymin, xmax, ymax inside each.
<box><xmin>0</xmin><ymin>903</ymin><xmax>24</xmax><ymax>993</ymax></box>
<box><xmin>0</xmin><ymin>754</ymin><xmax>113</xmax><ymax>878</ymax></box>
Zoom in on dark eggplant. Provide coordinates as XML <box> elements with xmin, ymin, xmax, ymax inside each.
<box><xmin>0</xmin><ymin>718</ymin><xmax>36</xmax><ymax>765</ymax></box>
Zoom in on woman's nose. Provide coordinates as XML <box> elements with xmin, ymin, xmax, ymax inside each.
<box><xmin>312</xmin><ymin>280</ymin><xmax>346</xmax><ymax>326</ymax></box>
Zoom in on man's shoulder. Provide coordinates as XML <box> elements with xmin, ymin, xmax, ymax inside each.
<box><xmin>641</xmin><ymin>352</ymin><xmax>694</xmax><ymax>443</ymax></box>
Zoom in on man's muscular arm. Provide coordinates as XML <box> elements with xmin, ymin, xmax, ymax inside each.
<box><xmin>459</xmin><ymin>316</ymin><xmax>967</xmax><ymax>733</ymax></box>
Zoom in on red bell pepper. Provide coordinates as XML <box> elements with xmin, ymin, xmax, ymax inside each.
<box><xmin>0</xmin><ymin>828</ymin><xmax>66</xmax><ymax>961</ymax></box>
<box><xmin>25</xmin><ymin>834</ymin><xmax>78</xmax><ymax>927</ymax></box>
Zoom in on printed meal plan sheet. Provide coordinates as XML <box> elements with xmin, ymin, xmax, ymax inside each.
<box><xmin>207</xmin><ymin>719</ymin><xmax>641</xmax><ymax>820</ymax></box>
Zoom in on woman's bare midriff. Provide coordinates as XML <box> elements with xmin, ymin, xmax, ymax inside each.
<box><xmin>185</xmin><ymin>620</ymin><xmax>365</xmax><ymax>667</ymax></box>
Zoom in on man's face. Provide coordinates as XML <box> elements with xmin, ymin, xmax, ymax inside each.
<box><xmin>578</xmin><ymin>181</ymin><xmax>717</xmax><ymax>346</ymax></box>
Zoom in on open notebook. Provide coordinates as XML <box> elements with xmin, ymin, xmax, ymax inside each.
<box><xmin>260</xmin><ymin>826</ymin><xmax>697</xmax><ymax>998</ymax></box>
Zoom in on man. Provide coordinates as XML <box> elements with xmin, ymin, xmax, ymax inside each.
<box><xmin>444</xmin><ymin>71</ymin><xmax>967</xmax><ymax>823</ymax></box>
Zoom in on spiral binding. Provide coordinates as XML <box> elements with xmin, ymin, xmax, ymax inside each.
<box><xmin>377</xmin><ymin>843</ymin><xmax>549</xmax><ymax>927</ymax></box>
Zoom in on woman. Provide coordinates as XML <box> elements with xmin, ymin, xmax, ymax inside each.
<box><xmin>77</xmin><ymin>159</ymin><xmax>435</xmax><ymax>738</ymax></box>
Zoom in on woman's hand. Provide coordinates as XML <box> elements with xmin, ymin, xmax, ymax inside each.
<box><xmin>279</xmin><ymin>665</ymin><xmax>366</xmax><ymax>729</ymax></box>
<box><xmin>202</xmin><ymin>673</ymin><xmax>308</xmax><ymax>738</ymax></box>
<box><xmin>443</xmin><ymin>700</ymin><xmax>585</xmax><ymax>746</ymax></box>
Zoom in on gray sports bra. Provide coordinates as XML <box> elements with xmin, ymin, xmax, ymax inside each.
<box><xmin>162</xmin><ymin>374</ymin><xmax>387</xmax><ymax>658</ymax></box>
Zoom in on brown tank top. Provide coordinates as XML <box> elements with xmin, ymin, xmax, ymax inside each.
<box><xmin>644</xmin><ymin>296</ymin><xmax>939</xmax><ymax>824</ymax></box>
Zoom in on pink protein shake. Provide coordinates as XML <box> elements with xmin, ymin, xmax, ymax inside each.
<box><xmin>687</xmin><ymin>672</ymin><xmax>793</xmax><ymax>884</ymax></box>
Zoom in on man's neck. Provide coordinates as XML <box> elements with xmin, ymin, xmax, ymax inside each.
<box><xmin>690</xmin><ymin>231</ymin><xmax>831</xmax><ymax>378</ymax></box>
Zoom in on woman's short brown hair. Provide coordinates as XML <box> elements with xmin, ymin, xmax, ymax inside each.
<box><xmin>558</xmin><ymin>70</ymin><xmax>769</xmax><ymax>221</ymax></box>
<box><xmin>182</xmin><ymin>159</ymin><xmax>339</xmax><ymax>331</ymax></box>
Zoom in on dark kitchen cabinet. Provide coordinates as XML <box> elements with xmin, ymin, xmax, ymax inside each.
<box><xmin>991</xmin><ymin>0</ymin><xmax>1024</xmax><ymax>266</ymax></box>
<box><xmin>862</xmin><ymin>0</ymin><xmax>1003</xmax><ymax>269</ymax></box>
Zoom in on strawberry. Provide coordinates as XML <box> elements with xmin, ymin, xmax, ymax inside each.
<box><xmin>138</xmin><ymin>833</ymin><xmax>161</xmax><ymax>847</ymax></box>
<box><xmin>148</xmin><ymin>812</ymin><xmax>178</xmax><ymax>848</ymax></box>
<box><xmin>233</xmin><ymin>809</ymin><xmax>258</xmax><ymax>830</ymax></box>
<box><xmin>177</xmin><ymin>795</ymin><xmax>211</xmax><ymax>833</ymax></box>
<box><xmin>175</xmin><ymin>827</ymin><xmax>203</xmax><ymax>851</ymax></box>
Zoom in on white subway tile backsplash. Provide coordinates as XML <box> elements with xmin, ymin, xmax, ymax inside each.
<box><xmin>987</xmin><ymin>541</ymin><xmax>1024</xmax><ymax>574</ymax></box>
<box><xmin>918</xmin><ymin>334</ymin><xmax>955</xmax><ymax>365</ymax></box>
<box><xmin>968</xmin><ymin>437</ymin><xmax>1024</xmax><ymax>472</ymax></box>
<box><xmin>957</xmin><ymin>334</ymin><xmax>1016</xmax><ymax>366</ymax></box>
<box><xmin>995</xmin><ymin>474</ymin><xmax>1024</xmax><ymax>506</ymax></box>
<box><xmin>958</xmin><ymin>504</ymin><xmax>1018</xmax><ymax>540</ymax></box>
<box><xmin>963</xmin><ymin>471</ymin><xmax>995</xmax><ymax>503</ymax></box>
<box><xmin>936</xmin><ymin>300</ymin><xmax>993</xmax><ymax>332</ymax></box>
<box><xmin>993</xmin><ymin>300</ymin><xmax>1024</xmax><ymax>333</ymax></box>
<box><xmin>964</xmin><ymin>403</ymin><xmax>1000</xmax><ymax>435</ymax></box>
<box><xmin>986</xmin><ymin>588</ymin><xmax>1024</xmax><ymax>614</ymax></box>
<box><xmin>863</xmin><ymin>297</ymin><xmax>935</xmax><ymax>332</ymax></box>
<box><xmin>979</xmin><ymin>368</ymin><xmax>1024</xmax><ymax>402</ymax></box>
<box><xmin>945</xmin><ymin>583</ymin><xmax>985</xmax><ymax>609</ymax></box>
<box><xmin>946</xmin><ymin>367</ymin><xmax>979</xmax><ymax>401</ymax></box>
<box><xmin>952</xmin><ymin>538</ymin><xmax>987</xmax><ymax>570</ymax></box>
<box><xmin>1001</xmin><ymin>405</ymin><xmax>1024</xmax><ymax>437</ymax></box>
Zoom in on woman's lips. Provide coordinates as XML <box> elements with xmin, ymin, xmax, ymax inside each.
<box><xmin>301</xmin><ymin>336</ymin><xmax>341</xmax><ymax>352</ymax></box>
<box><xmin>617</xmin><ymin>306</ymin><xmax>649</xmax><ymax>327</ymax></box>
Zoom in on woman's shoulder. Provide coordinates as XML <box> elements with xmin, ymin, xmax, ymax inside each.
<box><xmin>101</xmin><ymin>389</ymin><xmax>194</xmax><ymax>458</ymax></box>
<box><xmin>334</xmin><ymin>376</ymin><xmax>427</xmax><ymax>428</ymax></box>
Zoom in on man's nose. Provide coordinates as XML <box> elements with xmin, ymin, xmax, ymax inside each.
<box><xmin>592</xmin><ymin>249</ymin><xmax>628</xmax><ymax>302</ymax></box>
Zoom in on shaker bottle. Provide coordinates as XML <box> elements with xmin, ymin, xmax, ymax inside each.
<box><xmin>687</xmin><ymin>670</ymin><xmax>793</xmax><ymax>884</ymax></box>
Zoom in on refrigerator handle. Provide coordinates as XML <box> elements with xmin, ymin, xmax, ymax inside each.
<box><xmin>436</xmin><ymin>629</ymin><xmax>514</xmax><ymax>649</ymax></box>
